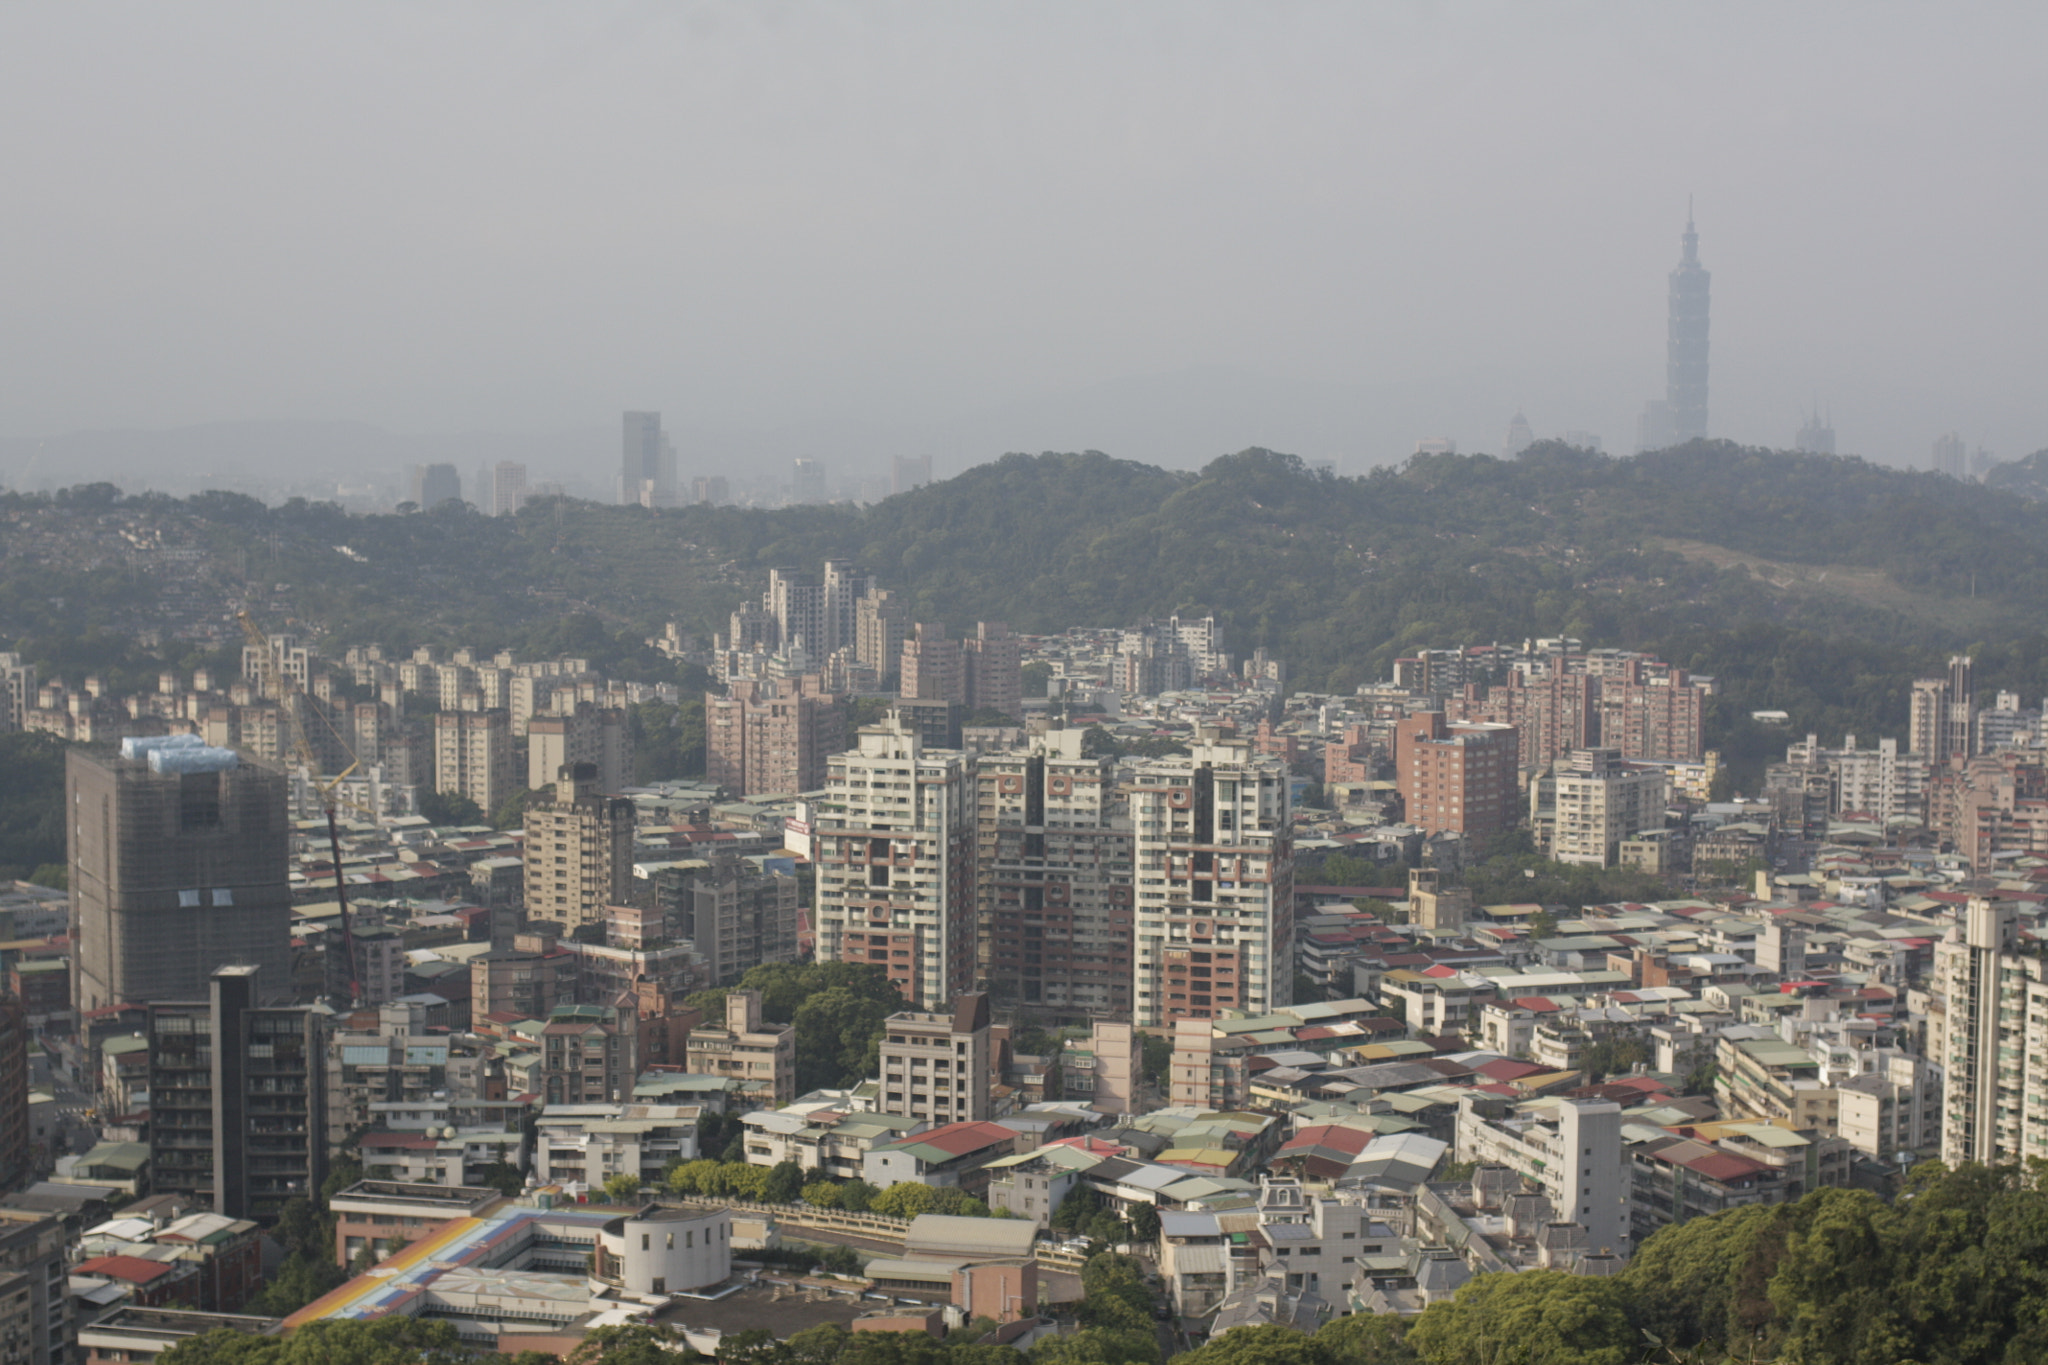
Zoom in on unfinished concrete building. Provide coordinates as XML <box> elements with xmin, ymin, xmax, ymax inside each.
<box><xmin>68</xmin><ymin>742</ymin><xmax>294</xmax><ymax>1013</ymax></box>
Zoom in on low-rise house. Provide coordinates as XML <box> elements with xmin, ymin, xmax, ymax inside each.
<box><xmin>740</xmin><ymin>1106</ymin><xmax>924</xmax><ymax>1178</ymax></box>
<box><xmin>532</xmin><ymin>1104</ymin><xmax>702</xmax><ymax>1188</ymax></box>
<box><xmin>330</xmin><ymin>1181</ymin><xmax>502</xmax><ymax>1266</ymax></box>
<box><xmin>79</xmin><ymin>1307</ymin><xmax>283</xmax><ymax>1365</ymax></box>
<box><xmin>862</xmin><ymin>1121</ymin><xmax>1021</xmax><ymax>1193</ymax></box>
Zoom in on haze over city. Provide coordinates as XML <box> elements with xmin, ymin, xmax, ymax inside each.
<box><xmin>3</xmin><ymin>2</ymin><xmax>2045</xmax><ymax>491</ymax></box>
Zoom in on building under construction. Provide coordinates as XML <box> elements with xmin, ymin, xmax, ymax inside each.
<box><xmin>69</xmin><ymin>738</ymin><xmax>295</xmax><ymax>1013</ymax></box>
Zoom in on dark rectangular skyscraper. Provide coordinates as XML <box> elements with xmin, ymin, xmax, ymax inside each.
<box><xmin>149</xmin><ymin>965</ymin><xmax>326</xmax><ymax>1221</ymax></box>
<box><xmin>68</xmin><ymin>743</ymin><xmax>294</xmax><ymax>1014</ymax></box>
<box><xmin>621</xmin><ymin>410</ymin><xmax>675</xmax><ymax>506</ymax></box>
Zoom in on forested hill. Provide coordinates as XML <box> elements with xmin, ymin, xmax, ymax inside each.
<box><xmin>7</xmin><ymin>440</ymin><xmax>2048</xmax><ymax>780</ymax></box>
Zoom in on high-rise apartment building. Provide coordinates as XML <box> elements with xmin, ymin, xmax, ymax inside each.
<box><xmin>149</xmin><ymin>965</ymin><xmax>327</xmax><ymax>1221</ymax></box>
<box><xmin>527</xmin><ymin>704</ymin><xmax>633</xmax><ymax>794</ymax></box>
<box><xmin>1532</xmin><ymin>748</ymin><xmax>1669</xmax><ymax>867</ymax></box>
<box><xmin>538</xmin><ymin>999</ymin><xmax>639</xmax><ymax>1106</ymax></box>
<box><xmin>704</xmin><ymin>676</ymin><xmax>843</xmax><ymax>798</ymax></box>
<box><xmin>964</xmin><ymin>622</ymin><xmax>1023</xmax><ymax>720</ymax></box>
<box><xmin>977</xmin><ymin>730</ymin><xmax>1134</xmax><ymax>1016</ymax></box>
<box><xmin>1394</xmin><ymin>712</ymin><xmax>1521</xmax><ymax>839</ymax></box>
<box><xmin>813</xmin><ymin>720</ymin><xmax>977</xmax><ymax>1009</ymax></box>
<box><xmin>0</xmin><ymin>1214</ymin><xmax>72</xmax><ymax>1365</ymax></box>
<box><xmin>1931</xmin><ymin>432</ymin><xmax>1968</xmax><ymax>480</ymax></box>
<box><xmin>1129</xmin><ymin>737</ymin><xmax>1293</xmax><ymax>1027</ymax></box>
<box><xmin>0</xmin><ymin>654</ymin><xmax>35</xmax><ymax>732</ymax></box>
<box><xmin>0</xmin><ymin>996</ymin><xmax>25</xmax><ymax>1195</ymax></box>
<box><xmin>877</xmin><ymin>993</ymin><xmax>992</xmax><ymax>1126</ymax></box>
<box><xmin>487</xmin><ymin>461</ymin><xmax>528</xmax><ymax>516</ymax></box>
<box><xmin>900</xmin><ymin>623</ymin><xmax>965</xmax><ymax>706</ymax></box>
<box><xmin>685</xmin><ymin>855</ymin><xmax>802</xmax><ymax>986</ymax></box>
<box><xmin>432</xmin><ymin>709</ymin><xmax>514</xmax><ymax>815</ymax></box>
<box><xmin>1910</xmin><ymin>656</ymin><xmax>1976</xmax><ymax>763</ymax></box>
<box><xmin>790</xmin><ymin>458</ymin><xmax>827</xmax><ymax>505</ymax></box>
<box><xmin>855</xmin><ymin>589</ymin><xmax>911</xmax><ymax>682</ymax></box>
<box><xmin>1934</xmin><ymin>899</ymin><xmax>2048</xmax><ymax>1166</ymax></box>
<box><xmin>522</xmin><ymin>764</ymin><xmax>635</xmax><ymax>930</ymax></box>
<box><xmin>725</xmin><ymin>560</ymin><xmax>876</xmax><ymax>661</ymax></box>
<box><xmin>68</xmin><ymin>743</ymin><xmax>294</xmax><ymax>1014</ymax></box>
<box><xmin>621</xmin><ymin>411</ymin><xmax>676</xmax><ymax>507</ymax></box>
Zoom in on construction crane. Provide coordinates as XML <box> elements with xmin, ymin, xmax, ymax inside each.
<box><xmin>236</xmin><ymin>611</ymin><xmax>365</xmax><ymax>1010</ymax></box>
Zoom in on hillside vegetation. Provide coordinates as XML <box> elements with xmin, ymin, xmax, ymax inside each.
<box><xmin>7</xmin><ymin>441</ymin><xmax>2048</xmax><ymax>785</ymax></box>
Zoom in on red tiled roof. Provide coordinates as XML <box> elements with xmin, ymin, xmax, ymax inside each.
<box><xmin>1661</xmin><ymin>1148</ymin><xmax>1768</xmax><ymax>1182</ymax></box>
<box><xmin>79</xmin><ymin>1255</ymin><xmax>174</xmax><ymax>1285</ymax></box>
<box><xmin>1279</xmin><ymin>1124</ymin><xmax>1376</xmax><ymax>1157</ymax></box>
<box><xmin>905</xmin><ymin>1121</ymin><xmax>1018</xmax><ymax>1156</ymax></box>
<box><xmin>1512</xmin><ymin>996</ymin><xmax>1563</xmax><ymax>1013</ymax></box>
<box><xmin>1473</xmin><ymin>1058</ymin><xmax>1547</xmax><ymax>1082</ymax></box>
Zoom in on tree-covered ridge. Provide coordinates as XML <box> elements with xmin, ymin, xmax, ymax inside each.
<box><xmin>11</xmin><ymin>441</ymin><xmax>2048</xmax><ymax>779</ymax></box>
<box><xmin>1981</xmin><ymin>447</ymin><xmax>2048</xmax><ymax>500</ymax></box>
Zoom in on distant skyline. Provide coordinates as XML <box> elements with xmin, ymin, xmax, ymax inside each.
<box><xmin>3</xmin><ymin>4</ymin><xmax>2044</xmax><ymax>479</ymax></box>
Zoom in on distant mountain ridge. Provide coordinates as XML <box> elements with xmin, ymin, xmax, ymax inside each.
<box><xmin>7</xmin><ymin>439</ymin><xmax>2048</xmax><ymax>785</ymax></box>
<box><xmin>1982</xmin><ymin>448</ymin><xmax>2048</xmax><ymax>500</ymax></box>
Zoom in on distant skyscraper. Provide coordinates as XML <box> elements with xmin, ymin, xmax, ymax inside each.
<box><xmin>892</xmin><ymin>454</ymin><xmax>933</xmax><ymax>495</ymax></box>
<box><xmin>407</xmin><ymin>463</ymin><xmax>461</xmax><ymax>509</ymax></box>
<box><xmin>1931</xmin><ymin>432</ymin><xmax>1967</xmax><ymax>479</ymax></box>
<box><xmin>489</xmin><ymin>461</ymin><xmax>528</xmax><ymax>516</ymax></box>
<box><xmin>791</xmin><ymin>458</ymin><xmax>827</xmax><ymax>505</ymax></box>
<box><xmin>1637</xmin><ymin>210</ymin><xmax>1711</xmax><ymax>451</ymax></box>
<box><xmin>1503</xmin><ymin>412</ymin><xmax>1535</xmax><ymax>458</ymax></box>
<box><xmin>1795</xmin><ymin>412</ymin><xmax>1836</xmax><ymax>455</ymax></box>
<box><xmin>621</xmin><ymin>411</ymin><xmax>676</xmax><ymax>506</ymax></box>
<box><xmin>1666</xmin><ymin>211</ymin><xmax>1711</xmax><ymax>443</ymax></box>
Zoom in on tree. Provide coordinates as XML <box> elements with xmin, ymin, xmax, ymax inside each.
<box><xmin>763</xmin><ymin>1160</ymin><xmax>806</xmax><ymax>1205</ymax></box>
<box><xmin>475</xmin><ymin>1159</ymin><xmax>526</xmax><ymax>1198</ymax></box>
<box><xmin>1172</xmin><ymin>1323</ymin><xmax>1333</xmax><ymax>1365</ymax></box>
<box><xmin>601</xmin><ymin>1173</ymin><xmax>644</xmax><ymax>1204</ymax></box>
<box><xmin>666</xmin><ymin>1159</ymin><xmax>724</xmax><ymax>1196</ymax></box>
<box><xmin>839</xmin><ymin>1178</ymin><xmax>878</xmax><ymax>1213</ymax></box>
<box><xmin>1129</xmin><ymin>1204</ymin><xmax>1161</xmax><ymax>1242</ymax></box>
<box><xmin>1314</xmin><ymin>1313</ymin><xmax>1418</xmax><ymax>1365</ymax></box>
<box><xmin>417</xmin><ymin>789</ymin><xmax>485</xmax><ymax>827</ymax></box>
<box><xmin>1406</xmin><ymin>1270</ymin><xmax>1635</xmax><ymax>1365</ymax></box>
<box><xmin>1031</xmin><ymin>1328</ymin><xmax>1158</xmax><ymax>1365</ymax></box>
<box><xmin>1051</xmin><ymin>1186</ymin><xmax>1101</xmax><ymax>1233</ymax></box>
<box><xmin>802</xmin><ymin>1179</ymin><xmax>843</xmax><ymax>1209</ymax></box>
<box><xmin>1141</xmin><ymin>1033</ymin><xmax>1172</xmax><ymax>1087</ymax></box>
<box><xmin>158</xmin><ymin>1317</ymin><xmax>473</xmax><ymax>1365</ymax></box>
<box><xmin>870</xmin><ymin>1182</ymin><xmax>940</xmax><ymax>1219</ymax></box>
<box><xmin>565</xmin><ymin>1323</ymin><xmax>701</xmax><ymax>1364</ymax></box>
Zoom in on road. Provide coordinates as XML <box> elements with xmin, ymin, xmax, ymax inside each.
<box><xmin>33</xmin><ymin>1050</ymin><xmax>102</xmax><ymax>1157</ymax></box>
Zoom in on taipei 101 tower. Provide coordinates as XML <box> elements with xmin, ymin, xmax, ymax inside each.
<box><xmin>1636</xmin><ymin>207</ymin><xmax>1712</xmax><ymax>452</ymax></box>
<box><xmin>1666</xmin><ymin>207</ymin><xmax>1711</xmax><ymax>442</ymax></box>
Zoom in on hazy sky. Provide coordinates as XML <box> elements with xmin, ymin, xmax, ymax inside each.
<box><xmin>5</xmin><ymin>2</ymin><xmax>2046</xmax><ymax>476</ymax></box>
